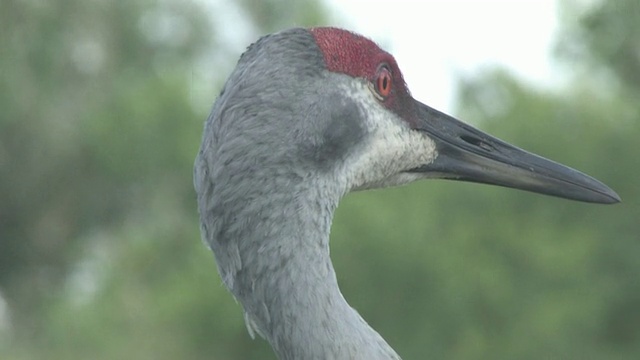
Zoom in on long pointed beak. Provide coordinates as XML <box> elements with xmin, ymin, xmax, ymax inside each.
<box><xmin>410</xmin><ymin>100</ymin><xmax>620</xmax><ymax>204</ymax></box>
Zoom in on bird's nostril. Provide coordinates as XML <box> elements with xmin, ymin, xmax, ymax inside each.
<box><xmin>460</xmin><ymin>135</ymin><xmax>494</xmax><ymax>152</ymax></box>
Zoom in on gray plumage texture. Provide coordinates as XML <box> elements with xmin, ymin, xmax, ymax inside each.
<box><xmin>194</xmin><ymin>28</ymin><xmax>401</xmax><ymax>359</ymax></box>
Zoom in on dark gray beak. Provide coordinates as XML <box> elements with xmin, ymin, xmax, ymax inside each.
<box><xmin>411</xmin><ymin>101</ymin><xmax>621</xmax><ymax>204</ymax></box>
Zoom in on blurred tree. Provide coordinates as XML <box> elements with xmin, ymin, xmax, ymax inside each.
<box><xmin>0</xmin><ymin>0</ymin><xmax>210</xmax><ymax>331</ymax></box>
<box><xmin>0</xmin><ymin>0</ymin><xmax>327</xmax><ymax>359</ymax></box>
<box><xmin>331</xmin><ymin>1</ymin><xmax>640</xmax><ymax>358</ymax></box>
<box><xmin>557</xmin><ymin>0</ymin><xmax>640</xmax><ymax>92</ymax></box>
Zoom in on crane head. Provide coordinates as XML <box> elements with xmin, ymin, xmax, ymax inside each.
<box><xmin>195</xmin><ymin>27</ymin><xmax>619</xmax><ymax>359</ymax></box>
<box><xmin>310</xmin><ymin>27</ymin><xmax>619</xmax><ymax>203</ymax></box>
<box><xmin>200</xmin><ymin>27</ymin><xmax>620</xmax><ymax>204</ymax></box>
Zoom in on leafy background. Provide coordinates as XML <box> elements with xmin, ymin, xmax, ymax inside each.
<box><xmin>1</xmin><ymin>0</ymin><xmax>638</xmax><ymax>359</ymax></box>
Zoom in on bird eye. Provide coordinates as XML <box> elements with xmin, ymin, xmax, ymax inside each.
<box><xmin>375</xmin><ymin>66</ymin><xmax>392</xmax><ymax>99</ymax></box>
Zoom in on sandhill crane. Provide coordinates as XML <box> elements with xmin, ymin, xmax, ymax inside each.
<box><xmin>194</xmin><ymin>27</ymin><xmax>619</xmax><ymax>359</ymax></box>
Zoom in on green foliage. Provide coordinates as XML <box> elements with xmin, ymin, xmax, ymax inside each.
<box><xmin>0</xmin><ymin>0</ymin><xmax>210</xmax><ymax>327</ymax></box>
<box><xmin>1</xmin><ymin>0</ymin><xmax>638</xmax><ymax>359</ymax></box>
<box><xmin>557</xmin><ymin>0</ymin><xmax>640</xmax><ymax>92</ymax></box>
<box><xmin>235</xmin><ymin>0</ymin><xmax>331</xmax><ymax>33</ymax></box>
<box><xmin>0</xmin><ymin>0</ymin><xmax>324</xmax><ymax>359</ymax></box>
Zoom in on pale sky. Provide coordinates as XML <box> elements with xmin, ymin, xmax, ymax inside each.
<box><xmin>198</xmin><ymin>0</ymin><xmax>561</xmax><ymax>114</ymax></box>
<box><xmin>326</xmin><ymin>0</ymin><xmax>560</xmax><ymax>113</ymax></box>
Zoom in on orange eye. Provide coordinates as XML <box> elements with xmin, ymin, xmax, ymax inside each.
<box><xmin>375</xmin><ymin>66</ymin><xmax>392</xmax><ymax>98</ymax></box>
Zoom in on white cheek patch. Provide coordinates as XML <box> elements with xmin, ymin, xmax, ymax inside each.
<box><xmin>339</xmin><ymin>82</ymin><xmax>438</xmax><ymax>191</ymax></box>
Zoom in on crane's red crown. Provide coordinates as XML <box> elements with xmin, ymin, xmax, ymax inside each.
<box><xmin>309</xmin><ymin>27</ymin><xmax>415</xmax><ymax>120</ymax></box>
<box><xmin>311</xmin><ymin>27</ymin><xmax>408</xmax><ymax>83</ymax></box>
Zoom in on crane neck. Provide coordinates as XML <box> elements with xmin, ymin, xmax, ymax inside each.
<box><xmin>214</xmin><ymin>180</ymin><xmax>400</xmax><ymax>359</ymax></box>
